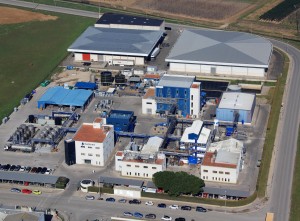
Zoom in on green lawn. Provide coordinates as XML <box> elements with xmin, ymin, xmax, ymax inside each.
<box><xmin>0</xmin><ymin>8</ymin><xmax>95</xmax><ymax>120</ymax></box>
<box><xmin>290</xmin><ymin>126</ymin><xmax>300</xmax><ymax>221</ymax></box>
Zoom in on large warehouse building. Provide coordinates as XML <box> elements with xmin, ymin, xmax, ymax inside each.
<box><xmin>95</xmin><ymin>13</ymin><xmax>165</xmax><ymax>31</ymax></box>
<box><xmin>216</xmin><ymin>92</ymin><xmax>256</xmax><ymax>123</ymax></box>
<box><xmin>67</xmin><ymin>27</ymin><xmax>163</xmax><ymax>66</ymax></box>
<box><xmin>165</xmin><ymin>29</ymin><xmax>273</xmax><ymax>78</ymax></box>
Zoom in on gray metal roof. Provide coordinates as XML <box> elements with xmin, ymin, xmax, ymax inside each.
<box><xmin>157</xmin><ymin>74</ymin><xmax>195</xmax><ymax>88</ymax></box>
<box><xmin>0</xmin><ymin>171</ymin><xmax>59</xmax><ymax>184</ymax></box>
<box><xmin>68</xmin><ymin>27</ymin><xmax>163</xmax><ymax>56</ymax></box>
<box><xmin>202</xmin><ymin>186</ymin><xmax>250</xmax><ymax>197</ymax></box>
<box><xmin>166</xmin><ymin>29</ymin><xmax>272</xmax><ymax>68</ymax></box>
<box><xmin>99</xmin><ymin>176</ymin><xmax>144</xmax><ymax>187</ymax></box>
<box><xmin>218</xmin><ymin>92</ymin><xmax>255</xmax><ymax>110</ymax></box>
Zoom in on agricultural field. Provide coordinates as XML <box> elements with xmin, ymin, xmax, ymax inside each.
<box><xmin>0</xmin><ymin>6</ymin><xmax>95</xmax><ymax>120</ymax></box>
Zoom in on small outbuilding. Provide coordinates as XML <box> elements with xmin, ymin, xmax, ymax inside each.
<box><xmin>216</xmin><ymin>92</ymin><xmax>256</xmax><ymax>123</ymax></box>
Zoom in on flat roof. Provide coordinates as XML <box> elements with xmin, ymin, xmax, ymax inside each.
<box><xmin>96</xmin><ymin>13</ymin><xmax>164</xmax><ymax>27</ymax></box>
<box><xmin>141</xmin><ymin>136</ymin><xmax>163</xmax><ymax>154</ymax></box>
<box><xmin>74</xmin><ymin>82</ymin><xmax>97</xmax><ymax>90</ymax></box>
<box><xmin>202</xmin><ymin>186</ymin><xmax>250</xmax><ymax>197</ymax></box>
<box><xmin>208</xmin><ymin>138</ymin><xmax>243</xmax><ymax>153</ymax></box>
<box><xmin>0</xmin><ymin>171</ymin><xmax>59</xmax><ymax>184</ymax></box>
<box><xmin>166</xmin><ymin>29</ymin><xmax>272</xmax><ymax>68</ymax></box>
<box><xmin>37</xmin><ymin>86</ymin><xmax>93</xmax><ymax>109</ymax></box>
<box><xmin>215</xmin><ymin>150</ymin><xmax>240</xmax><ymax>165</ymax></box>
<box><xmin>157</xmin><ymin>74</ymin><xmax>195</xmax><ymax>88</ymax></box>
<box><xmin>218</xmin><ymin>92</ymin><xmax>255</xmax><ymax>110</ymax></box>
<box><xmin>181</xmin><ymin>120</ymin><xmax>211</xmax><ymax>144</ymax></box>
<box><xmin>68</xmin><ymin>27</ymin><xmax>163</xmax><ymax>57</ymax></box>
<box><xmin>202</xmin><ymin>152</ymin><xmax>237</xmax><ymax>168</ymax></box>
<box><xmin>99</xmin><ymin>176</ymin><xmax>144</xmax><ymax>187</ymax></box>
<box><xmin>73</xmin><ymin>123</ymin><xmax>111</xmax><ymax>143</ymax></box>
<box><xmin>143</xmin><ymin>87</ymin><xmax>155</xmax><ymax>99</ymax></box>
<box><xmin>108</xmin><ymin>110</ymin><xmax>134</xmax><ymax>119</ymax></box>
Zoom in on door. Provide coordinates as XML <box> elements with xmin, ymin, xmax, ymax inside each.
<box><xmin>84</xmin><ymin>159</ymin><xmax>91</xmax><ymax>164</ymax></box>
<box><xmin>82</xmin><ymin>53</ymin><xmax>90</xmax><ymax>61</ymax></box>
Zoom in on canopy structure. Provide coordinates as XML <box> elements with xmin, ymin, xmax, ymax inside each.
<box><xmin>37</xmin><ymin>86</ymin><xmax>93</xmax><ymax>109</ymax></box>
<box><xmin>74</xmin><ymin>82</ymin><xmax>97</xmax><ymax>90</ymax></box>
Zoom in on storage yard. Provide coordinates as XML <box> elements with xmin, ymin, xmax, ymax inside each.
<box><xmin>0</xmin><ymin>10</ymin><xmax>282</xmax><ymax>215</ymax></box>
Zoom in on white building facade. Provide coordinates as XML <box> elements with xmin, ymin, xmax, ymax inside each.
<box><xmin>201</xmin><ymin>139</ymin><xmax>243</xmax><ymax>184</ymax></box>
<box><xmin>142</xmin><ymin>87</ymin><xmax>157</xmax><ymax>115</ymax></box>
<box><xmin>73</xmin><ymin>118</ymin><xmax>114</xmax><ymax>166</ymax></box>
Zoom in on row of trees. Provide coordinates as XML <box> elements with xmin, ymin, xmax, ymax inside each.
<box><xmin>153</xmin><ymin>171</ymin><xmax>205</xmax><ymax>196</ymax></box>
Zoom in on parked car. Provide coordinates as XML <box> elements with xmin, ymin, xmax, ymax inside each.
<box><xmin>30</xmin><ymin>167</ymin><xmax>37</xmax><ymax>173</ymax></box>
<box><xmin>9</xmin><ymin>165</ymin><xmax>16</xmax><ymax>171</ymax></box>
<box><xmin>19</xmin><ymin>166</ymin><xmax>26</xmax><ymax>172</ymax></box>
<box><xmin>3</xmin><ymin>164</ymin><xmax>10</xmax><ymax>171</ymax></box>
<box><xmin>181</xmin><ymin>206</ymin><xmax>191</xmax><ymax>211</ymax></box>
<box><xmin>145</xmin><ymin>214</ymin><xmax>156</xmax><ymax>219</ymax></box>
<box><xmin>158</xmin><ymin>203</ymin><xmax>167</xmax><ymax>208</ymax></box>
<box><xmin>25</xmin><ymin>166</ymin><xmax>31</xmax><ymax>172</ymax></box>
<box><xmin>129</xmin><ymin>199</ymin><xmax>141</xmax><ymax>204</ymax></box>
<box><xmin>169</xmin><ymin>205</ymin><xmax>179</xmax><ymax>210</ymax></box>
<box><xmin>161</xmin><ymin>215</ymin><xmax>172</xmax><ymax>221</ymax></box>
<box><xmin>41</xmin><ymin>167</ymin><xmax>47</xmax><ymax>174</ymax></box>
<box><xmin>32</xmin><ymin>190</ymin><xmax>42</xmax><ymax>195</ymax></box>
<box><xmin>175</xmin><ymin>218</ymin><xmax>185</xmax><ymax>221</ymax></box>
<box><xmin>134</xmin><ymin>212</ymin><xmax>143</xmax><ymax>218</ymax></box>
<box><xmin>10</xmin><ymin>188</ymin><xmax>21</xmax><ymax>193</ymax></box>
<box><xmin>123</xmin><ymin>212</ymin><xmax>133</xmax><ymax>217</ymax></box>
<box><xmin>105</xmin><ymin>197</ymin><xmax>115</xmax><ymax>202</ymax></box>
<box><xmin>14</xmin><ymin>165</ymin><xmax>21</xmax><ymax>171</ymax></box>
<box><xmin>196</xmin><ymin>206</ymin><xmax>207</xmax><ymax>212</ymax></box>
<box><xmin>145</xmin><ymin>201</ymin><xmax>154</xmax><ymax>206</ymax></box>
<box><xmin>85</xmin><ymin>195</ymin><xmax>95</xmax><ymax>200</ymax></box>
<box><xmin>22</xmin><ymin>189</ymin><xmax>32</xmax><ymax>194</ymax></box>
<box><xmin>45</xmin><ymin>168</ymin><xmax>52</xmax><ymax>175</ymax></box>
<box><xmin>36</xmin><ymin>167</ymin><xmax>42</xmax><ymax>173</ymax></box>
<box><xmin>118</xmin><ymin>199</ymin><xmax>127</xmax><ymax>203</ymax></box>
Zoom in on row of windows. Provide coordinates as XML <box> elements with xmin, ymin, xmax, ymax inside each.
<box><xmin>203</xmin><ymin>170</ymin><xmax>230</xmax><ymax>175</ymax></box>
<box><xmin>81</xmin><ymin>146</ymin><xmax>100</xmax><ymax>149</ymax></box>
<box><xmin>126</xmin><ymin>164</ymin><xmax>157</xmax><ymax>169</ymax></box>
<box><xmin>126</xmin><ymin>172</ymin><xmax>149</xmax><ymax>177</ymax></box>
<box><xmin>81</xmin><ymin>153</ymin><xmax>100</xmax><ymax>157</ymax></box>
<box><xmin>202</xmin><ymin>176</ymin><xmax>231</xmax><ymax>182</ymax></box>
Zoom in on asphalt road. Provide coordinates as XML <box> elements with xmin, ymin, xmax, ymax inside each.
<box><xmin>1</xmin><ymin>1</ymin><xmax>300</xmax><ymax>221</ymax></box>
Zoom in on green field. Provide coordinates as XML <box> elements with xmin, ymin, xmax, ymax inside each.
<box><xmin>0</xmin><ymin>7</ymin><xmax>95</xmax><ymax>120</ymax></box>
<box><xmin>290</xmin><ymin>126</ymin><xmax>300</xmax><ymax>221</ymax></box>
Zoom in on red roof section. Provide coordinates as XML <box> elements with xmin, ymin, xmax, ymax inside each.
<box><xmin>143</xmin><ymin>88</ymin><xmax>155</xmax><ymax>99</ymax></box>
<box><xmin>116</xmin><ymin>151</ymin><xmax>123</xmax><ymax>156</ymax></box>
<box><xmin>202</xmin><ymin>152</ymin><xmax>237</xmax><ymax>169</ymax></box>
<box><xmin>94</xmin><ymin>117</ymin><xmax>103</xmax><ymax>123</ymax></box>
<box><xmin>73</xmin><ymin>124</ymin><xmax>108</xmax><ymax>143</ymax></box>
<box><xmin>144</xmin><ymin>74</ymin><xmax>160</xmax><ymax>79</ymax></box>
<box><xmin>191</xmin><ymin>84</ymin><xmax>199</xmax><ymax>88</ymax></box>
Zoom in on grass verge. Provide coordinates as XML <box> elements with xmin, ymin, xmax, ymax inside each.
<box><xmin>289</xmin><ymin>126</ymin><xmax>300</xmax><ymax>221</ymax></box>
<box><xmin>256</xmin><ymin>48</ymin><xmax>289</xmax><ymax>198</ymax></box>
<box><xmin>0</xmin><ymin>8</ymin><xmax>94</xmax><ymax>120</ymax></box>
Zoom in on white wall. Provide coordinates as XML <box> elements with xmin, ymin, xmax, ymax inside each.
<box><xmin>169</xmin><ymin>62</ymin><xmax>265</xmax><ymax>78</ymax></box>
<box><xmin>94</xmin><ymin>23</ymin><xmax>163</xmax><ymax>31</ymax></box>
<box><xmin>201</xmin><ymin>165</ymin><xmax>239</xmax><ymax>184</ymax></box>
<box><xmin>74</xmin><ymin>53</ymin><xmax>82</xmax><ymax>61</ymax></box>
<box><xmin>90</xmin><ymin>54</ymin><xmax>99</xmax><ymax>62</ymax></box>
<box><xmin>103</xmin><ymin>55</ymin><xmax>144</xmax><ymax>66</ymax></box>
<box><xmin>114</xmin><ymin>187</ymin><xmax>141</xmax><ymax>198</ymax></box>
<box><xmin>190</xmin><ymin>83</ymin><xmax>201</xmax><ymax>117</ymax></box>
<box><xmin>119</xmin><ymin>159</ymin><xmax>166</xmax><ymax>179</ymax></box>
<box><xmin>142</xmin><ymin>98</ymin><xmax>157</xmax><ymax>115</ymax></box>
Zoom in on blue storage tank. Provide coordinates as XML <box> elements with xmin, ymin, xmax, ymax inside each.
<box><xmin>188</xmin><ymin>156</ymin><xmax>198</xmax><ymax>165</ymax></box>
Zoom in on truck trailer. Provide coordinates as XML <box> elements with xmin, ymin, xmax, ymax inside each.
<box><xmin>4</xmin><ymin>144</ymin><xmax>33</xmax><ymax>153</ymax></box>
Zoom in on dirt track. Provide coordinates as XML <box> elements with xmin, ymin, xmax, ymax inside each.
<box><xmin>0</xmin><ymin>6</ymin><xmax>57</xmax><ymax>24</ymax></box>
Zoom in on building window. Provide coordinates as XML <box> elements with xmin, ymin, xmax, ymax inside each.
<box><xmin>191</xmin><ymin>102</ymin><xmax>193</xmax><ymax>107</ymax></box>
<box><xmin>203</xmin><ymin>170</ymin><xmax>208</xmax><ymax>173</ymax></box>
<box><xmin>213</xmin><ymin>171</ymin><xmax>217</xmax><ymax>173</ymax></box>
<box><xmin>176</xmin><ymin>89</ymin><xmax>179</xmax><ymax>95</ymax></box>
<box><xmin>96</xmin><ymin>154</ymin><xmax>100</xmax><ymax>157</ymax></box>
<box><xmin>212</xmin><ymin>177</ymin><xmax>214</xmax><ymax>180</ymax></box>
<box><xmin>138</xmin><ymin>173</ymin><xmax>140</xmax><ymax>176</ymax></box>
<box><xmin>88</xmin><ymin>146</ymin><xmax>92</xmax><ymax>149</ymax></box>
<box><xmin>95</xmin><ymin>147</ymin><xmax>100</xmax><ymax>149</ymax></box>
<box><xmin>135</xmin><ymin>165</ymin><xmax>139</xmax><ymax>168</ymax></box>
<box><xmin>228</xmin><ymin>179</ymin><xmax>230</xmax><ymax>182</ymax></box>
<box><xmin>143</xmin><ymin>166</ymin><xmax>148</xmax><ymax>168</ymax></box>
<box><xmin>222</xmin><ymin>178</ymin><xmax>224</xmax><ymax>181</ymax></box>
<box><xmin>203</xmin><ymin>176</ymin><xmax>205</xmax><ymax>179</ymax></box>
<box><xmin>146</xmin><ymin>102</ymin><xmax>152</xmax><ymax>105</ymax></box>
<box><xmin>135</xmin><ymin>173</ymin><xmax>137</xmax><ymax>176</ymax></box>
<box><xmin>225</xmin><ymin>172</ymin><xmax>230</xmax><ymax>175</ymax></box>
<box><xmin>127</xmin><ymin>164</ymin><xmax>131</xmax><ymax>167</ymax></box>
<box><xmin>88</xmin><ymin>153</ymin><xmax>93</xmax><ymax>156</ymax></box>
<box><xmin>81</xmin><ymin>153</ymin><xmax>85</xmax><ymax>156</ymax></box>
<box><xmin>152</xmin><ymin>167</ymin><xmax>157</xmax><ymax>169</ymax></box>
<box><xmin>184</xmin><ymin>90</ymin><xmax>187</xmax><ymax>95</ymax></box>
<box><xmin>81</xmin><ymin>146</ymin><xmax>85</xmax><ymax>148</ymax></box>
<box><xmin>225</xmin><ymin>178</ymin><xmax>227</xmax><ymax>181</ymax></box>
<box><xmin>219</xmin><ymin>171</ymin><xmax>224</xmax><ymax>174</ymax></box>
<box><xmin>191</xmin><ymin>95</ymin><xmax>193</xmax><ymax>100</ymax></box>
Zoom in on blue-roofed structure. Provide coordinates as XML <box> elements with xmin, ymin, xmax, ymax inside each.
<box><xmin>106</xmin><ymin>110</ymin><xmax>135</xmax><ymax>132</ymax></box>
<box><xmin>74</xmin><ymin>82</ymin><xmax>97</xmax><ymax>90</ymax></box>
<box><xmin>37</xmin><ymin>86</ymin><xmax>93</xmax><ymax>109</ymax></box>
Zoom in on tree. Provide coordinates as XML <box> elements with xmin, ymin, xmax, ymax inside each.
<box><xmin>153</xmin><ymin>171</ymin><xmax>205</xmax><ymax>196</ymax></box>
